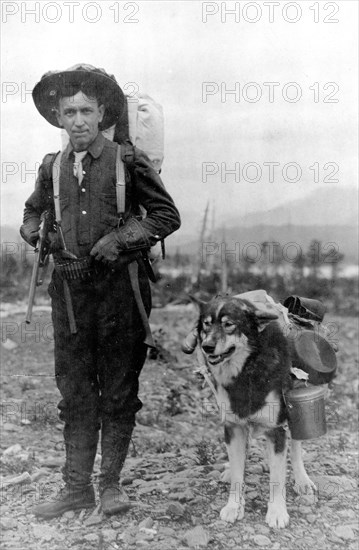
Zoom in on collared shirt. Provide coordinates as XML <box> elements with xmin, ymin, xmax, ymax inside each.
<box><xmin>23</xmin><ymin>132</ymin><xmax>180</xmax><ymax>258</ymax></box>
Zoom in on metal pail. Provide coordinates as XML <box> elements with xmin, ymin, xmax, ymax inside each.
<box><xmin>285</xmin><ymin>384</ymin><xmax>327</xmax><ymax>440</ymax></box>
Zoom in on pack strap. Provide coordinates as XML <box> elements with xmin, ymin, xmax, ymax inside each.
<box><xmin>128</xmin><ymin>261</ymin><xmax>155</xmax><ymax>348</ymax></box>
<box><xmin>116</xmin><ymin>142</ymin><xmax>165</xmax><ymax>260</ymax></box>
<box><xmin>116</xmin><ymin>144</ymin><xmax>126</xmax><ymax>216</ymax></box>
<box><xmin>52</xmin><ymin>151</ymin><xmax>63</xmax><ymax>223</ymax></box>
<box><xmin>52</xmin><ymin>150</ymin><xmax>77</xmax><ymax>335</ymax></box>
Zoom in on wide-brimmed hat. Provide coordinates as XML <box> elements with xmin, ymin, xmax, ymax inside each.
<box><xmin>32</xmin><ymin>63</ymin><xmax>125</xmax><ymax>130</ymax></box>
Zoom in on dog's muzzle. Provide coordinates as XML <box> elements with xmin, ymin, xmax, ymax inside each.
<box><xmin>205</xmin><ymin>345</ymin><xmax>236</xmax><ymax>365</ymax></box>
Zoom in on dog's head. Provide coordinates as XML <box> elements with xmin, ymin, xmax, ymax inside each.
<box><xmin>191</xmin><ymin>295</ymin><xmax>279</xmax><ymax>377</ymax></box>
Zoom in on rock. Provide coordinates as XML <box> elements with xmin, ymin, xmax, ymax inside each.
<box><xmin>122</xmin><ymin>475</ymin><xmax>135</xmax><ymax>485</ymax></box>
<box><xmin>1</xmin><ymin>517</ymin><xmax>17</xmax><ymax>530</ymax></box>
<box><xmin>300</xmin><ymin>506</ymin><xmax>313</xmax><ymax>514</ymax></box>
<box><xmin>138</xmin><ymin>485</ymin><xmax>158</xmax><ymax>495</ymax></box>
<box><xmin>62</xmin><ymin>510</ymin><xmax>75</xmax><ymax>519</ymax></box>
<box><xmin>177</xmin><ymin>489</ymin><xmax>195</xmax><ymax>502</ymax></box>
<box><xmin>212</xmin><ymin>463</ymin><xmax>225</xmax><ymax>472</ymax></box>
<box><xmin>136</xmin><ymin>528</ymin><xmax>157</xmax><ymax>542</ymax></box>
<box><xmin>40</xmin><ymin>457</ymin><xmax>63</xmax><ymax>468</ymax></box>
<box><xmin>1</xmin><ymin>472</ymin><xmax>31</xmax><ymax>487</ymax></box>
<box><xmin>1</xmin><ymin>423</ymin><xmax>19</xmax><ymax>432</ymax></box>
<box><xmin>166</xmin><ymin>501</ymin><xmax>185</xmax><ymax>516</ymax></box>
<box><xmin>160</xmin><ymin>527</ymin><xmax>176</xmax><ymax>536</ymax></box>
<box><xmin>337</xmin><ymin>509</ymin><xmax>357</xmax><ymax>519</ymax></box>
<box><xmin>183</xmin><ymin>525</ymin><xmax>209</xmax><ymax>548</ymax></box>
<box><xmin>247</xmin><ymin>464</ymin><xmax>263</xmax><ymax>474</ymax></box>
<box><xmin>139</xmin><ymin>517</ymin><xmax>154</xmax><ymax>529</ymax></box>
<box><xmin>83</xmin><ymin>534</ymin><xmax>99</xmax><ymax>543</ymax></box>
<box><xmin>311</xmin><ymin>475</ymin><xmax>356</xmax><ymax>497</ymax></box>
<box><xmin>31</xmin><ymin>469</ymin><xmax>49</xmax><ymax>482</ymax></box>
<box><xmin>102</xmin><ymin>528</ymin><xmax>117</xmax><ymax>542</ymax></box>
<box><xmin>111</xmin><ymin>520</ymin><xmax>122</xmax><ymax>529</ymax></box>
<box><xmin>247</xmin><ymin>490</ymin><xmax>260</xmax><ymax>499</ymax></box>
<box><xmin>84</xmin><ymin>511</ymin><xmax>103</xmax><ymax>526</ymax></box>
<box><xmin>78</xmin><ymin>509</ymin><xmax>87</xmax><ymax>521</ymax></box>
<box><xmin>212</xmin><ymin>520</ymin><xmax>227</xmax><ymax>529</ymax></box>
<box><xmin>118</xmin><ymin>531</ymin><xmax>136</xmax><ymax>545</ymax></box>
<box><xmin>2</xmin><ymin>339</ymin><xmax>18</xmax><ymax>350</ymax></box>
<box><xmin>254</xmin><ymin>524</ymin><xmax>270</xmax><ymax>535</ymax></box>
<box><xmin>253</xmin><ymin>534</ymin><xmax>272</xmax><ymax>547</ymax></box>
<box><xmin>32</xmin><ymin>524</ymin><xmax>57</xmax><ymax>541</ymax></box>
<box><xmin>3</xmin><ymin>444</ymin><xmax>22</xmax><ymax>456</ymax></box>
<box><xmin>334</xmin><ymin>525</ymin><xmax>356</xmax><ymax>540</ymax></box>
<box><xmin>207</xmin><ymin>470</ymin><xmax>221</xmax><ymax>480</ymax></box>
<box><xmin>132</xmin><ymin>478</ymin><xmax>144</xmax><ymax>487</ymax></box>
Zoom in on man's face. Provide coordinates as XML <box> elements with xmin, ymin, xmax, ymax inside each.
<box><xmin>56</xmin><ymin>91</ymin><xmax>105</xmax><ymax>151</ymax></box>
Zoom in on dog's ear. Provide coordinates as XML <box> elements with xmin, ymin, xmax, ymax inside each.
<box><xmin>188</xmin><ymin>294</ymin><xmax>208</xmax><ymax>313</ymax></box>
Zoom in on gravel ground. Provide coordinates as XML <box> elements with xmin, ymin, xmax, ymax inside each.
<box><xmin>0</xmin><ymin>303</ymin><xmax>358</xmax><ymax>549</ymax></box>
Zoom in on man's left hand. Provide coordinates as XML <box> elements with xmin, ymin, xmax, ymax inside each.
<box><xmin>90</xmin><ymin>232</ymin><xmax>119</xmax><ymax>262</ymax></box>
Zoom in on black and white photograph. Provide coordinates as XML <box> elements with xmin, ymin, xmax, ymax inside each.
<box><xmin>1</xmin><ymin>1</ymin><xmax>358</xmax><ymax>549</ymax></box>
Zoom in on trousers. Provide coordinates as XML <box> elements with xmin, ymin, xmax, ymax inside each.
<box><xmin>49</xmin><ymin>260</ymin><xmax>151</xmax><ymax>430</ymax></box>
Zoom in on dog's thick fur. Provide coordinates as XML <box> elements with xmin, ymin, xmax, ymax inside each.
<box><xmin>194</xmin><ymin>295</ymin><xmax>316</xmax><ymax>528</ymax></box>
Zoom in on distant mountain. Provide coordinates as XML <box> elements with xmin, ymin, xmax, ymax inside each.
<box><xmin>166</xmin><ymin>186</ymin><xmax>358</xmax><ymax>263</ymax></box>
<box><xmin>167</xmin><ymin>224</ymin><xmax>358</xmax><ymax>264</ymax></box>
<box><xmin>225</xmin><ymin>186</ymin><xmax>358</xmax><ymax>228</ymax></box>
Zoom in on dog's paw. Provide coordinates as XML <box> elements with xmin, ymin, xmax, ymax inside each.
<box><xmin>220</xmin><ymin>502</ymin><xmax>245</xmax><ymax>523</ymax></box>
<box><xmin>293</xmin><ymin>475</ymin><xmax>317</xmax><ymax>496</ymax></box>
<box><xmin>266</xmin><ymin>504</ymin><xmax>289</xmax><ymax>529</ymax></box>
<box><xmin>220</xmin><ymin>467</ymin><xmax>231</xmax><ymax>483</ymax></box>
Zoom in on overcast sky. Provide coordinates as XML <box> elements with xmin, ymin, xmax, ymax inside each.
<box><xmin>1</xmin><ymin>0</ymin><xmax>358</xmax><ymax>235</ymax></box>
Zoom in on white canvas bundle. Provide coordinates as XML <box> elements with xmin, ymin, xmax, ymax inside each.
<box><xmin>127</xmin><ymin>94</ymin><xmax>164</xmax><ymax>173</ymax></box>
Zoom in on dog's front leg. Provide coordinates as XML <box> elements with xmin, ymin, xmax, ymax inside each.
<box><xmin>291</xmin><ymin>439</ymin><xmax>316</xmax><ymax>496</ymax></box>
<box><xmin>220</xmin><ymin>423</ymin><xmax>247</xmax><ymax>523</ymax></box>
<box><xmin>265</xmin><ymin>427</ymin><xmax>290</xmax><ymax>528</ymax></box>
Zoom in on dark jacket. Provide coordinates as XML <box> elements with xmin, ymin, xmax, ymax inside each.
<box><xmin>22</xmin><ymin>132</ymin><xmax>180</xmax><ymax>258</ymax></box>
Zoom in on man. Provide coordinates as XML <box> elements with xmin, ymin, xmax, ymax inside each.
<box><xmin>20</xmin><ymin>64</ymin><xmax>180</xmax><ymax>519</ymax></box>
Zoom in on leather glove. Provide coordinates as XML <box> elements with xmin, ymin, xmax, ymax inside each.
<box><xmin>90</xmin><ymin>231</ymin><xmax>121</xmax><ymax>262</ymax></box>
<box><xmin>47</xmin><ymin>231</ymin><xmax>62</xmax><ymax>253</ymax></box>
<box><xmin>20</xmin><ymin>221</ymin><xmax>40</xmax><ymax>247</ymax></box>
<box><xmin>90</xmin><ymin>217</ymin><xmax>151</xmax><ymax>263</ymax></box>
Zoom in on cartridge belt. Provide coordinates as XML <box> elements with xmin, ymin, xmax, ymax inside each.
<box><xmin>54</xmin><ymin>256</ymin><xmax>95</xmax><ymax>281</ymax></box>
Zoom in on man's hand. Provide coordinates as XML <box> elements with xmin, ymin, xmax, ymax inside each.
<box><xmin>47</xmin><ymin>231</ymin><xmax>62</xmax><ymax>253</ymax></box>
<box><xmin>20</xmin><ymin>223</ymin><xmax>39</xmax><ymax>247</ymax></box>
<box><xmin>91</xmin><ymin>219</ymin><xmax>151</xmax><ymax>263</ymax></box>
<box><xmin>90</xmin><ymin>232</ymin><xmax>120</xmax><ymax>262</ymax></box>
